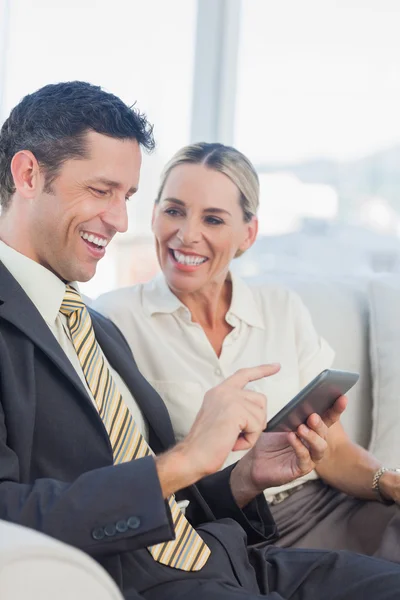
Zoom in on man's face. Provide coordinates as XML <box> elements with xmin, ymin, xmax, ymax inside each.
<box><xmin>27</xmin><ymin>131</ymin><xmax>141</xmax><ymax>282</ymax></box>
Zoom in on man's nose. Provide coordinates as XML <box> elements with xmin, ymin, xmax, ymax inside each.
<box><xmin>102</xmin><ymin>195</ymin><xmax>129</xmax><ymax>234</ymax></box>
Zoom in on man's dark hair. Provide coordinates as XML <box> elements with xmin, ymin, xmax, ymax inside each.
<box><xmin>0</xmin><ymin>81</ymin><xmax>155</xmax><ymax>209</ymax></box>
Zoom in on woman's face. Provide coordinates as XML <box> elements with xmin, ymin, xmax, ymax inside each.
<box><xmin>152</xmin><ymin>163</ymin><xmax>257</xmax><ymax>295</ymax></box>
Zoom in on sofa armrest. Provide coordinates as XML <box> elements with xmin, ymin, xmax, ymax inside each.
<box><xmin>0</xmin><ymin>520</ymin><xmax>123</xmax><ymax>600</ymax></box>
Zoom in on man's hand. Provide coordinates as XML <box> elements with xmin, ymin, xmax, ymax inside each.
<box><xmin>230</xmin><ymin>395</ymin><xmax>347</xmax><ymax>507</ymax></box>
<box><xmin>155</xmin><ymin>363</ymin><xmax>280</xmax><ymax>497</ymax></box>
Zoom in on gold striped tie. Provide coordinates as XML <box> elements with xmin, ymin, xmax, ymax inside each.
<box><xmin>60</xmin><ymin>285</ymin><xmax>210</xmax><ymax>571</ymax></box>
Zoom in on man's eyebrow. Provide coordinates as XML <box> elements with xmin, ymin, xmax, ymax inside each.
<box><xmin>90</xmin><ymin>177</ymin><xmax>137</xmax><ymax>196</ymax></box>
<box><xmin>162</xmin><ymin>197</ymin><xmax>231</xmax><ymax>216</ymax></box>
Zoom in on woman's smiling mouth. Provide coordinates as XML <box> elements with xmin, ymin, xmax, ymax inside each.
<box><xmin>169</xmin><ymin>248</ymin><xmax>208</xmax><ymax>270</ymax></box>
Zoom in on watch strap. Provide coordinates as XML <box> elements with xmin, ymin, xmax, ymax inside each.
<box><xmin>372</xmin><ymin>467</ymin><xmax>399</xmax><ymax>504</ymax></box>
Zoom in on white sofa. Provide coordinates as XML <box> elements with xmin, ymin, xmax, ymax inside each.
<box><xmin>2</xmin><ymin>275</ymin><xmax>399</xmax><ymax>598</ymax></box>
<box><xmin>0</xmin><ymin>519</ymin><xmax>123</xmax><ymax>600</ymax></box>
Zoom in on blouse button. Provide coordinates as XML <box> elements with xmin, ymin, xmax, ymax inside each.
<box><xmin>215</xmin><ymin>367</ymin><xmax>222</xmax><ymax>376</ymax></box>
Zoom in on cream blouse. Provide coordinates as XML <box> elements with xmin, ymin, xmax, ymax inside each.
<box><xmin>94</xmin><ymin>273</ymin><xmax>334</xmax><ymax>500</ymax></box>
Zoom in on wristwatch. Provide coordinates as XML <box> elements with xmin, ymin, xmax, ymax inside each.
<box><xmin>372</xmin><ymin>467</ymin><xmax>400</xmax><ymax>504</ymax></box>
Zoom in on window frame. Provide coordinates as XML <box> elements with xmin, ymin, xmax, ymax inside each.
<box><xmin>190</xmin><ymin>0</ymin><xmax>242</xmax><ymax>145</ymax></box>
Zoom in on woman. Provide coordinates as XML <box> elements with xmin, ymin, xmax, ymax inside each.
<box><xmin>94</xmin><ymin>142</ymin><xmax>400</xmax><ymax>561</ymax></box>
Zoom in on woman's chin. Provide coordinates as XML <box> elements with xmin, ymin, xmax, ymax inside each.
<box><xmin>164</xmin><ymin>270</ymin><xmax>206</xmax><ymax>295</ymax></box>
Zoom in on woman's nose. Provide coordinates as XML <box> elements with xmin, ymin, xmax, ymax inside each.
<box><xmin>177</xmin><ymin>220</ymin><xmax>201</xmax><ymax>244</ymax></box>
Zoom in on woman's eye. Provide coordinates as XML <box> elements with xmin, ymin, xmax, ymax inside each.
<box><xmin>205</xmin><ymin>216</ymin><xmax>223</xmax><ymax>225</ymax></box>
<box><xmin>165</xmin><ymin>208</ymin><xmax>181</xmax><ymax>216</ymax></box>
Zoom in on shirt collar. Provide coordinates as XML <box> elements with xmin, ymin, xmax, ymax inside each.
<box><xmin>143</xmin><ymin>271</ymin><xmax>265</xmax><ymax>329</ymax></box>
<box><xmin>0</xmin><ymin>241</ymin><xmax>79</xmax><ymax>325</ymax></box>
<box><xmin>143</xmin><ymin>273</ymin><xmax>185</xmax><ymax>316</ymax></box>
<box><xmin>227</xmin><ymin>272</ymin><xmax>265</xmax><ymax>329</ymax></box>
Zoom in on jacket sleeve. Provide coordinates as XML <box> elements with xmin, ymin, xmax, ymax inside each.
<box><xmin>0</xmin><ymin>407</ymin><xmax>175</xmax><ymax>559</ymax></box>
<box><xmin>188</xmin><ymin>464</ymin><xmax>278</xmax><ymax>545</ymax></box>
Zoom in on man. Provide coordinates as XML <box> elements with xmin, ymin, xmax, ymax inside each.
<box><xmin>0</xmin><ymin>82</ymin><xmax>399</xmax><ymax>600</ymax></box>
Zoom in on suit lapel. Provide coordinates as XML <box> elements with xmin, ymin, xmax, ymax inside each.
<box><xmin>0</xmin><ymin>263</ymin><xmax>95</xmax><ymax>409</ymax></box>
<box><xmin>91</xmin><ymin>309</ymin><xmax>176</xmax><ymax>454</ymax></box>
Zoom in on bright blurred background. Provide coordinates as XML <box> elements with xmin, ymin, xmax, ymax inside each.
<box><xmin>1</xmin><ymin>0</ymin><xmax>400</xmax><ymax>296</ymax></box>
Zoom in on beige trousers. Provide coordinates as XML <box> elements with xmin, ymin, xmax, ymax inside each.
<box><xmin>270</xmin><ymin>479</ymin><xmax>400</xmax><ymax>563</ymax></box>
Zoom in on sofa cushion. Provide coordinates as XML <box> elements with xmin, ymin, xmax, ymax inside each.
<box><xmin>369</xmin><ymin>277</ymin><xmax>400</xmax><ymax>465</ymax></box>
<box><xmin>0</xmin><ymin>520</ymin><xmax>123</xmax><ymax>600</ymax></box>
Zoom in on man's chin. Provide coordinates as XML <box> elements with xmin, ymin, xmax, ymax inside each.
<box><xmin>60</xmin><ymin>262</ymin><xmax>97</xmax><ymax>284</ymax></box>
<box><xmin>74</xmin><ymin>267</ymin><xmax>97</xmax><ymax>284</ymax></box>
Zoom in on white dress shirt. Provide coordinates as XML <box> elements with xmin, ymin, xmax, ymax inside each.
<box><xmin>0</xmin><ymin>240</ymin><xmax>148</xmax><ymax>440</ymax></box>
<box><xmin>94</xmin><ymin>273</ymin><xmax>334</xmax><ymax>501</ymax></box>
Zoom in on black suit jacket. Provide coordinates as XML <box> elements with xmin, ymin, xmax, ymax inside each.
<box><xmin>0</xmin><ymin>262</ymin><xmax>276</xmax><ymax>595</ymax></box>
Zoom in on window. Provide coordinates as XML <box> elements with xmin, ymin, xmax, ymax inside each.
<box><xmin>233</xmin><ymin>0</ymin><xmax>400</xmax><ymax>277</ymax></box>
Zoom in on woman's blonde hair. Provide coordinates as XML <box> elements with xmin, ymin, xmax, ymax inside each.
<box><xmin>155</xmin><ymin>142</ymin><xmax>259</xmax><ymax>224</ymax></box>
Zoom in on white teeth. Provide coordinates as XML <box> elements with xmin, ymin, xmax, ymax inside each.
<box><xmin>80</xmin><ymin>232</ymin><xmax>107</xmax><ymax>247</ymax></box>
<box><xmin>173</xmin><ymin>250</ymin><xmax>207</xmax><ymax>266</ymax></box>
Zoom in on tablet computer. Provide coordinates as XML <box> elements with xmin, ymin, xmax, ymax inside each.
<box><xmin>265</xmin><ymin>369</ymin><xmax>359</xmax><ymax>433</ymax></box>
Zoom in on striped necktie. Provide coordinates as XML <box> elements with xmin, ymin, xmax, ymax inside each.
<box><xmin>60</xmin><ymin>285</ymin><xmax>210</xmax><ymax>571</ymax></box>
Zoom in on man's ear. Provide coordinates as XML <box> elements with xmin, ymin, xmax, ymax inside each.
<box><xmin>238</xmin><ymin>216</ymin><xmax>258</xmax><ymax>254</ymax></box>
<box><xmin>10</xmin><ymin>150</ymin><xmax>42</xmax><ymax>199</ymax></box>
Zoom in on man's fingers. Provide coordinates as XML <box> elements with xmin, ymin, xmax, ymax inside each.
<box><xmin>238</xmin><ymin>402</ymin><xmax>268</xmax><ymax>438</ymax></box>
<box><xmin>233</xmin><ymin>402</ymin><xmax>268</xmax><ymax>451</ymax></box>
<box><xmin>306</xmin><ymin>395</ymin><xmax>347</xmax><ymax>433</ymax></box>
<box><xmin>287</xmin><ymin>432</ymin><xmax>313</xmax><ymax>469</ymax></box>
<box><xmin>226</xmin><ymin>364</ymin><xmax>281</xmax><ymax>389</ymax></box>
<box><xmin>232</xmin><ymin>432</ymin><xmax>259</xmax><ymax>451</ymax></box>
<box><xmin>296</xmin><ymin>424</ymin><xmax>328</xmax><ymax>463</ymax></box>
<box><xmin>320</xmin><ymin>395</ymin><xmax>348</xmax><ymax>428</ymax></box>
<box><xmin>243</xmin><ymin>389</ymin><xmax>268</xmax><ymax>412</ymax></box>
<box><xmin>306</xmin><ymin>413</ymin><xmax>329</xmax><ymax>440</ymax></box>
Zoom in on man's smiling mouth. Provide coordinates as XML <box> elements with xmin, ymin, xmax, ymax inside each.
<box><xmin>80</xmin><ymin>231</ymin><xmax>109</xmax><ymax>249</ymax></box>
